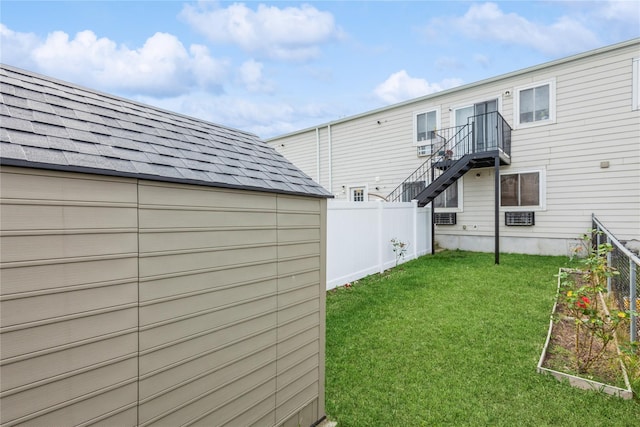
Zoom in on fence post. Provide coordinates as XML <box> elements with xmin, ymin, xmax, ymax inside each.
<box><xmin>412</xmin><ymin>200</ymin><xmax>418</xmax><ymax>260</ymax></box>
<box><xmin>591</xmin><ymin>215</ymin><xmax>598</xmax><ymax>254</ymax></box>
<box><xmin>631</xmin><ymin>260</ymin><xmax>637</xmax><ymax>343</ymax></box>
<box><xmin>606</xmin><ymin>236</ymin><xmax>612</xmax><ymax>293</ymax></box>
<box><xmin>378</xmin><ymin>201</ymin><xmax>384</xmax><ymax>274</ymax></box>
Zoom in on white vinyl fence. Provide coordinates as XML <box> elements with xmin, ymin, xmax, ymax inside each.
<box><xmin>326</xmin><ymin>200</ymin><xmax>432</xmax><ymax>290</ymax></box>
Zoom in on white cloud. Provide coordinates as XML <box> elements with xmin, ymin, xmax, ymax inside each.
<box><xmin>589</xmin><ymin>0</ymin><xmax>640</xmax><ymax>40</ymax></box>
<box><xmin>180</xmin><ymin>2</ymin><xmax>343</xmax><ymax>61</ymax></box>
<box><xmin>428</xmin><ymin>2</ymin><xmax>601</xmax><ymax>56</ymax></box>
<box><xmin>1</xmin><ymin>26</ymin><xmax>229</xmax><ymax>97</ymax></box>
<box><xmin>374</xmin><ymin>70</ymin><xmax>463</xmax><ymax>104</ymax></box>
<box><xmin>136</xmin><ymin>92</ymin><xmax>332</xmax><ymax>138</ymax></box>
<box><xmin>596</xmin><ymin>0</ymin><xmax>640</xmax><ymax>24</ymax></box>
<box><xmin>0</xmin><ymin>23</ymin><xmax>320</xmax><ymax>138</ymax></box>
<box><xmin>238</xmin><ymin>59</ymin><xmax>274</xmax><ymax>93</ymax></box>
<box><xmin>0</xmin><ymin>24</ymin><xmax>40</xmax><ymax>69</ymax></box>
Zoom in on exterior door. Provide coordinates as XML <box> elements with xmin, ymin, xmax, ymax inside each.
<box><xmin>454</xmin><ymin>106</ymin><xmax>474</xmax><ymax>157</ymax></box>
<box><xmin>472</xmin><ymin>99</ymin><xmax>498</xmax><ymax>152</ymax></box>
<box><xmin>455</xmin><ymin>100</ymin><xmax>498</xmax><ymax>154</ymax></box>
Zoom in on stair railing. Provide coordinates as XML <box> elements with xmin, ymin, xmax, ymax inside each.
<box><xmin>387</xmin><ymin>123</ymin><xmax>472</xmax><ymax>202</ymax></box>
<box><xmin>387</xmin><ymin>111</ymin><xmax>511</xmax><ymax>203</ymax></box>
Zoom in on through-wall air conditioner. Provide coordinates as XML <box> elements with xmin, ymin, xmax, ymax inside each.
<box><xmin>505</xmin><ymin>211</ymin><xmax>535</xmax><ymax>226</ymax></box>
<box><xmin>434</xmin><ymin>212</ymin><xmax>457</xmax><ymax>225</ymax></box>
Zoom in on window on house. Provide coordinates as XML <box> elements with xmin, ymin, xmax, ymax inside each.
<box><xmin>500</xmin><ymin>172</ymin><xmax>540</xmax><ymax>207</ymax></box>
<box><xmin>350</xmin><ymin>186</ymin><xmax>366</xmax><ymax>202</ymax></box>
<box><xmin>633</xmin><ymin>58</ymin><xmax>640</xmax><ymax>110</ymax></box>
<box><xmin>415</xmin><ymin>110</ymin><xmax>438</xmax><ymax>143</ymax></box>
<box><xmin>402</xmin><ymin>181</ymin><xmax>425</xmax><ymax>202</ymax></box>
<box><xmin>515</xmin><ymin>80</ymin><xmax>555</xmax><ymax>127</ymax></box>
<box><xmin>434</xmin><ymin>184</ymin><xmax>458</xmax><ymax>208</ymax></box>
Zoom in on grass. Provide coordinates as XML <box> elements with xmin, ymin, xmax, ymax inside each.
<box><xmin>325</xmin><ymin>250</ymin><xmax>639</xmax><ymax>426</ymax></box>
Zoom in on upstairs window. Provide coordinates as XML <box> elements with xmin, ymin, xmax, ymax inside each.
<box><xmin>500</xmin><ymin>172</ymin><xmax>541</xmax><ymax>208</ymax></box>
<box><xmin>515</xmin><ymin>80</ymin><xmax>555</xmax><ymax>128</ymax></box>
<box><xmin>415</xmin><ymin>109</ymin><xmax>438</xmax><ymax>144</ymax></box>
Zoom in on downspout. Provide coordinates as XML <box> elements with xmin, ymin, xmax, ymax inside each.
<box><xmin>327</xmin><ymin>124</ymin><xmax>333</xmax><ymax>194</ymax></box>
<box><xmin>494</xmin><ymin>156</ymin><xmax>500</xmax><ymax>265</ymax></box>
<box><xmin>315</xmin><ymin>127</ymin><xmax>320</xmax><ymax>184</ymax></box>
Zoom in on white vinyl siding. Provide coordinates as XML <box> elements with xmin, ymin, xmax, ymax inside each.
<box><xmin>269</xmin><ymin>40</ymin><xmax>640</xmax><ymax>253</ymax></box>
<box><xmin>633</xmin><ymin>57</ymin><xmax>640</xmax><ymax>110</ymax></box>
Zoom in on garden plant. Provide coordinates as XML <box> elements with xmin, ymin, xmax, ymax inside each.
<box><xmin>557</xmin><ymin>231</ymin><xmax>632</xmax><ymax>374</ymax></box>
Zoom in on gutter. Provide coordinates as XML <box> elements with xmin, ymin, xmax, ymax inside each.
<box><xmin>266</xmin><ymin>38</ymin><xmax>639</xmax><ymax>141</ymax></box>
<box><xmin>328</xmin><ymin>124</ymin><xmax>332</xmax><ymax>193</ymax></box>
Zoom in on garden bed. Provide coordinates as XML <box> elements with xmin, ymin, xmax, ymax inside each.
<box><xmin>537</xmin><ymin>268</ymin><xmax>633</xmax><ymax>399</ymax></box>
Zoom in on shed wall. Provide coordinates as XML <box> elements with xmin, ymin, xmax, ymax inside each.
<box><xmin>0</xmin><ymin>167</ymin><xmax>326</xmax><ymax>427</ymax></box>
<box><xmin>0</xmin><ymin>168</ymin><xmax>139</xmax><ymax>426</ymax></box>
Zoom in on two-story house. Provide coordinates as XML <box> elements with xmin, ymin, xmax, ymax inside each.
<box><xmin>268</xmin><ymin>38</ymin><xmax>640</xmax><ymax>256</ymax></box>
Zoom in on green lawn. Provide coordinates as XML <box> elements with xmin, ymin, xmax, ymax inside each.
<box><xmin>325</xmin><ymin>250</ymin><xmax>639</xmax><ymax>426</ymax></box>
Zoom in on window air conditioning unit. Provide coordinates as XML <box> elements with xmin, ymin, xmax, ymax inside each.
<box><xmin>417</xmin><ymin>145</ymin><xmax>432</xmax><ymax>157</ymax></box>
<box><xmin>434</xmin><ymin>212</ymin><xmax>457</xmax><ymax>225</ymax></box>
<box><xmin>505</xmin><ymin>211</ymin><xmax>535</xmax><ymax>226</ymax></box>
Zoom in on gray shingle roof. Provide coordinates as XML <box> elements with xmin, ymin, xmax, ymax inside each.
<box><xmin>0</xmin><ymin>64</ymin><xmax>331</xmax><ymax>198</ymax></box>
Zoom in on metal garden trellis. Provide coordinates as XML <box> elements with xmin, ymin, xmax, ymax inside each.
<box><xmin>592</xmin><ymin>214</ymin><xmax>639</xmax><ymax>343</ymax></box>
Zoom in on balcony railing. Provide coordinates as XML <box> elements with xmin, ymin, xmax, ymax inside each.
<box><xmin>388</xmin><ymin>111</ymin><xmax>512</xmax><ymax>203</ymax></box>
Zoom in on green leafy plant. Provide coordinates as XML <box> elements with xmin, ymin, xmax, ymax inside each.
<box><xmin>390</xmin><ymin>238</ymin><xmax>408</xmax><ymax>266</ymax></box>
<box><xmin>620</xmin><ymin>341</ymin><xmax>640</xmax><ymax>395</ymax></box>
<box><xmin>557</xmin><ymin>230</ymin><xmax>633</xmax><ymax>374</ymax></box>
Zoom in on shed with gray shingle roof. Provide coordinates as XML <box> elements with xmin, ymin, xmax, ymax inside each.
<box><xmin>0</xmin><ymin>64</ymin><xmax>329</xmax><ymax>427</ymax></box>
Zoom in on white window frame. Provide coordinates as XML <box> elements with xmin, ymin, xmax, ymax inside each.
<box><xmin>633</xmin><ymin>58</ymin><xmax>640</xmax><ymax>111</ymax></box>
<box><xmin>433</xmin><ymin>178</ymin><xmax>464</xmax><ymax>213</ymax></box>
<box><xmin>413</xmin><ymin>107</ymin><xmax>440</xmax><ymax>147</ymax></box>
<box><xmin>449</xmin><ymin>95</ymin><xmax>503</xmax><ymax>128</ymax></box>
<box><xmin>348</xmin><ymin>184</ymin><xmax>368</xmax><ymax>202</ymax></box>
<box><xmin>499</xmin><ymin>168</ymin><xmax>546</xmax><ymax>211</ymax></box>
<box><xmin>514</xmin><ymin>79</ymin><xmax>556</xmax><ymax>129</ymax></box>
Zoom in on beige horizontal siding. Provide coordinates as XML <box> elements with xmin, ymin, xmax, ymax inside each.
<box><xmin>137</xmin><ymin>182</ymin><xmax>280</xmax><ymax>425</ymax></box>
<box><xmin>275</xmin><ymin>196</ymin><xmax>322</xmax><ymax>426</ymax></box>
<box><xmin>0</xmin><ymin>167</ymin><xmax>139</xmax><ymax>427</ymax></box>
<box><xmin>137</xmin><ymin>184</ymin><xmax>324</xmax><ymax>426</ymax></box>
<box><xmin>1</xmin><ymin>167</ymin><xmax>326</xmax><ymax>427</ymax></box>
<box><xmin>0</xmin><ymin>257</ymin><xmax>138</xmax><ymax>296</ymax></box>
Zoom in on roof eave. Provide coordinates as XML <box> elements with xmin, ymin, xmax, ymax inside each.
<box><xmin>0</xmin><ymin>159</ymin><xmax>334</xmax><ymax>199</ymax></box>
<box><xmin>267</xmin><ymin>37</ymin><xmax>640</xmax><ymax>141</ymax></box>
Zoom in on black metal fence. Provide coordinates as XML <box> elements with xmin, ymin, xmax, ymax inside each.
<box><xmin>592</xmin><ymin>214</ymin><xmax>639</xmax><ymax>343</ymax></box>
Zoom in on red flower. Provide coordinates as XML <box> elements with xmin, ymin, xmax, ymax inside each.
<box><xmin>576</xmin><ymin>296</ymin><xmax>591</xmax><ymax>309</ymax></box>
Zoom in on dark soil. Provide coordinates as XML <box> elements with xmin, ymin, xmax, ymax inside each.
<box><xmin>544</xmin><ymin>311</ymin><xmax>625</xmax><ymax>387</ymax></box>
<box><xmin>542</xmin><ymin>273</ymin><xmax>627</xmax><ymax>388</ymax></box>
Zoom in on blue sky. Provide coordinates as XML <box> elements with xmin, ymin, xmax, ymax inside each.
<box><xmin>1</xmin><ymin>1</ymin><xmax>639</xmax><ymax>138</ymax></box>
